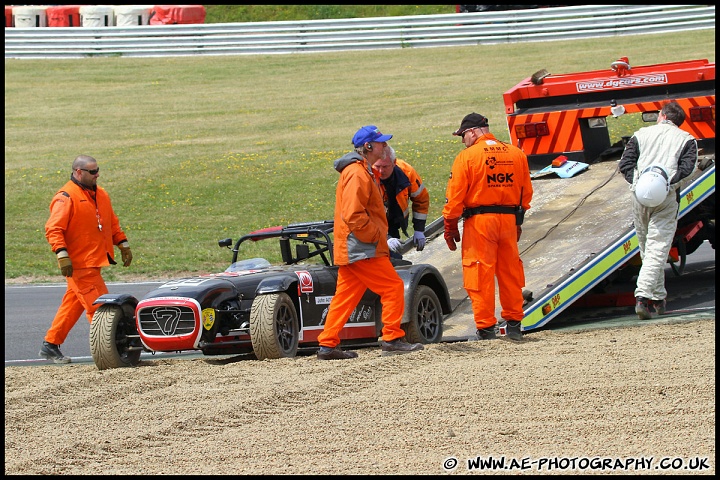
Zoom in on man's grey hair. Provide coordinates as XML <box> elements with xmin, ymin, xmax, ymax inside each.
<box><xmin>72</xmin><ymin>155</ymin><xmax>96</xmax><ymax>170</ymax></box>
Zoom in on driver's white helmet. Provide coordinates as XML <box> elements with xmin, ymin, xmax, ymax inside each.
<box><xmin>635</xmin><ymin>165</ymin><xmax>670</xmax><ymax>207</ymax></box>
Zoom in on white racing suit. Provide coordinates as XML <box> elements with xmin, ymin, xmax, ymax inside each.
<box><xmin>619</xmin><ymin>121</ymin><xmax>697</xmax><ymax>301</ymax></box>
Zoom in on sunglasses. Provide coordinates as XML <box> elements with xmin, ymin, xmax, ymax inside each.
<box><xmin>79</xmin><ymin>168</ymin><xmax>100</xmax><ymax>175</ymax></box>
<box><xmin>460</xmin><ymin>128</ymin><xmax>475</xmax><ymax>140</ymax></box>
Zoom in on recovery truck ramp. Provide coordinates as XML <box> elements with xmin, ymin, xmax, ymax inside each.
<box><xmin>520</xmin><ymin>159</ymin><xmax>715</xmax><ymax>332</ymax></box>
<box><xmin>417</xmin><ymin>155</ymin><xmax>715</xmax><ymax>340</ymax></box>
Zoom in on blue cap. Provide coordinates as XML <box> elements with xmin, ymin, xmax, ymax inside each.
<box><xmin>352</xmin><ymin>125</ymin><xmax>393</xmax><ymax>148</ymax></box>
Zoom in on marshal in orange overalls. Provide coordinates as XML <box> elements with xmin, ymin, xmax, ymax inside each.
<box><xmin>44</xmin><ymin>177</ymin><xmax>129</xmax><ymax>345</ymax></box>
<box><xmin>443</xmin><ymin>131</ymin><xmax>533</xmax><ymax>330</ymax></box>
<box><xmin>317</xmin><ymin>150</ymin><xmax>406</xmax><ymax>348</ymax></box>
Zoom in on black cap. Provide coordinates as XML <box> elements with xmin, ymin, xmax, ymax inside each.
<box><xmin>453</xmin><ymin>112</ymin><xmax>489</xmax><ymax>136</ymax></box>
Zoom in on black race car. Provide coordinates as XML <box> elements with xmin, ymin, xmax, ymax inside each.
<box><xmin>90</xmin><ymin>220</ymin><xmax>452</xmax><ymax>370</ymax></box>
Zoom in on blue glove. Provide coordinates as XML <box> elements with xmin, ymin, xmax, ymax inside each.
<box><xmin>412</xmin><ymin>231</ymin><xmax>426</xmax><ymax>251</ymax></box>
<box><xmin>387</xmin><ymin>237</ymin><xmax>402</xmax><ymax>253</ymax></box>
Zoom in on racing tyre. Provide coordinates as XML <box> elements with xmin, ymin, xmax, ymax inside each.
<box><xmin>90</xmin><ymin>304</ymin><xmax>141</xmax><ymax>370</ymax></box>
<box><xmin>404</xmin><ymin>285</ymin><xmax>443</xmax><ymax>344</ymax></box>
<box><xmin>249</xmin><ymin>292</ymin><xmax>299</xmax><ymax>360</ymax></box>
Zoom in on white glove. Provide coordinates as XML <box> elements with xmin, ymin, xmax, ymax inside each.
<box><xmin>412</xmin><ymin>231</ymin><xmax>426</xmax><ymax>251</ymax></box>
<box><xmin>387</xmin><ymin>237</ymin><xmax>402</xmax><ymax>252</ymax></box>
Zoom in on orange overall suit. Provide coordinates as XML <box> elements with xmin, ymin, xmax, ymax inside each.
<box><xmin>317</xmin><ymin>152</ymin><xmax>406</xmax><ymax>348</ymax></box>
<box><xmin>442</xmin><ymin>132</ymin><xmax>533</xmax><ymax>330</ymax></box>
<box><xmin>44</xmin><ymin>179</ymin><xmax>128</xmax><ymax>345</ymax></box>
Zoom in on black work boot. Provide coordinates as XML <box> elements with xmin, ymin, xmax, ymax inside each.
<box><xmin>39</xmin><ymin>341</ymin><xmax>71</xmax><ymax>364</ymax></box>
<box><xmin>505</xmin><ymin>321</ymin><xmax>523</xmax><ymax>342</ymax></box>
<box><xmin>380</xmin><ymin>338</ymin><xmax>424</xmax><ymax>356</ymax></box>
<box><xmin>475</xmin><ymin>326</ymin><xmax>497</xmax><ymax>340</ymax></box>
<box><xmin>635</xmin><ymin>296</ymin><xmax>651</xmax><ymax>320</ymax></box>
<box><xmin>317</xmin><ymin>346</ymin><xmax>358</xmax><ymax>360</ymax></box>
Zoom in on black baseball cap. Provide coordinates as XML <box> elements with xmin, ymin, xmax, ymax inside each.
<box><xmin>453</xmin><ymin>113</ymin><xmax>489</xmax><ymax>136</ymax></box>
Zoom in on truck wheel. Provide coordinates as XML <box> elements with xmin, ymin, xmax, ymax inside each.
<box><xmin>249</xmin><ymin>292</ymin><xmax>299</xmax><ymax>360</ymax></box>
<box><xmin>90</xmin><ymin>304</ymin><xmax>141</xmax><ymax>370</ymax></box>
<box><xmin>405</xmin><ymin>285</ymin><xmax>443</xmax><ymax>344</ymax></box>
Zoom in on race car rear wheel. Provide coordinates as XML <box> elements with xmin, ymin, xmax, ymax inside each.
<box><xmin>405</xmin><ymin>285</ymin><xmax>443</xmax><ymax>344</ymax></box>
<box><xmin>90</xmin><ymin>303</ymin><xmax>142</xmax><ymax>370</ymax></box>
<box><xmin>249</xmin><ymin>292</ymin><xmax>299</xmax><ymax>360</ymax></box>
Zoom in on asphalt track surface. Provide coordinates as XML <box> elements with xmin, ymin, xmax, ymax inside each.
<box><xmin>4</xmin><ymin>242</ymin><xmax>714</xmax><ymax>367</ymax></box>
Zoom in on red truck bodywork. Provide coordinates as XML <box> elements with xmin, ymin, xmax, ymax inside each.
<box><xmin>503</xmin><ymin>57</ymin><xmax>715</xmax><ymax>168</ymax></box>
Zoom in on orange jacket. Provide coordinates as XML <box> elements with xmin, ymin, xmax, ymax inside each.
<box><xmin>45</xmin><ymin>178</ymin><xmax>128</xmax><ymax>268</ymax></box>
<box><xmin>443</xmin><ymin>132</ymin><xmax>533</xmax><ymax>220</ymax></box>
<box><xmin>374</xmin><ymin>158</ymin><xmax>430</xmax><ymax>237</ymax></box>
<box><xmin>332</xmin><ymin>152</ymin><xmax>390</xmax><ymax>265</ymax></box>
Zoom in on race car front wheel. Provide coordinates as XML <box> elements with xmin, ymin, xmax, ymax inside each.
<box><xmin>249</xmin><ymin>292</ymin><xmax>299</xmax><ymax>360</ymax></box>
<box><xmin>90</xmin><ymin>303</ymin><xmax>142</xmax><ymax>370</ymax></box>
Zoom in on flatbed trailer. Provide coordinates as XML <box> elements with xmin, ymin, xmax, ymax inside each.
<box><xmin>519</xmin><ymin>159</ymin><xmax>714</xmax><ymax>332</ymax></box>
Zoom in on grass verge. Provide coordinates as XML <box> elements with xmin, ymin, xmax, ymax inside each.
<box><xmin>4</xmin><ymin>30</ymin><xmax>715</xmax><ymax>282</ymax></box>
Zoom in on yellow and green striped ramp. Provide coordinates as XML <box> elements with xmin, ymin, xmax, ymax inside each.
<box><xmin>522</xmin><ymin>163</ymin><xmax>715</xmax><ymax>331</ymax></box>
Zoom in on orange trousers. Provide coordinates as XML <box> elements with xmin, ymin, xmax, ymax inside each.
<box><xmin>44</xmin><ymin>267</ymin><xmax>108</xmax><ymax>345</ymax></box>
<box><xmin>462</xmin><ymin>214</ymin><xmax>525</xmax><ymax>329</ymax></box>
<box><xmin>318</xmin><ymin>256</ymin><xmax>405</xmax><ymax>348</ymax></box>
